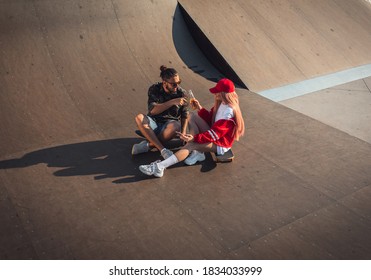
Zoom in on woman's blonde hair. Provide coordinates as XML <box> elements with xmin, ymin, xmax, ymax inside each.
<box><xmin>212</xmin><ymin>91</ymin><xmax>245</xmax><ymax>140</ymax></box>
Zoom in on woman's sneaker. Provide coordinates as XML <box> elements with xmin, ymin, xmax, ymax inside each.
<box><xmin>139</xmin><ymin>160</ymin><xmax>164</xmax><ymax>177</ymax></box>
<box><xmin>184</xmin><ymin>151</ymin><xmax>206</xmax><ymax>165</ymax></box>
<box><xmin>132</xmin><ymin>140</ymin><xmax>149</xmax><ymax>155</ymax></box>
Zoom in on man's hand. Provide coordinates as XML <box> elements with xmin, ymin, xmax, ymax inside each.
<box><xmin>150</xmin><ymin>98</ymin><xmax>188</xmax><ymax>115</ymax></box>
<box><xmin>170</xmin><ymin>98</ymin><xmax>187</xmax><ymax>106</ymax></box>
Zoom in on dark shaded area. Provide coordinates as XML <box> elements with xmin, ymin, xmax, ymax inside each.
<box><xmin>0</xmin><ymin>138</ymin><xmax>217</xmax><ymax>184</ymax></box>
<box><xmin>178</xmin><ymin>3</ymin><xmax>248</xmax><ymax>89</ymax></box>
<box><xmin>172</xmin><ymin>5</ymin><xmax>224</xmax><ymax>83</ymax></box>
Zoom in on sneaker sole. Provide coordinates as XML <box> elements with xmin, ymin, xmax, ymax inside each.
<box><xmin>139</xmin><ymin>166</ymin><xmax>164</xmax><ymax>178</ymax></box>
<box><xmin>153</xmin><ymin>172</ymin><xmax>164</xmax><ymax>178</ymax></box>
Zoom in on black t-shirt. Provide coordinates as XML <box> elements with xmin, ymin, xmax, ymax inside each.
<box><xmin>147</xmin><ymin>82</ymin><xmax>189</xmax><ymax>123</ymax></box>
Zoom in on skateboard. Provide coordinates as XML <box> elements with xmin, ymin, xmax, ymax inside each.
<box><xmin>211</xmin><ymin>149</ymin><xmax>234</xmax><ymax>163</ymax></box>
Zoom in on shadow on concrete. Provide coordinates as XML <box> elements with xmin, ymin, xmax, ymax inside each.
<box><xmin>0</xmin><ymin>138</ymin><xmax>217</xmax><ymax>184</ymax></box>
<box><xmin>174</xmin><ymin>3</ymin><xmax>248</xmax><ymax>89</ymax></box>
<box><xmin>172</xmin><ymin>5</ymin><xmax>223</xmax><ymax>84</ymax></box>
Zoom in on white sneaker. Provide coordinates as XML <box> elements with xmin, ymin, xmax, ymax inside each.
<box><xmin>184</xmin><ymin>151</ymin><xmax>206</xmax><ymax>165</ymax></box>
<box><xmin>160</xmin><ymin>148</ymin><xmax>173</xmax><ymax>159</ymax></box>
<box><xmin>132</xmin><ymin>140</ymin><xmax>149</xmax><ymax>155</ymax></box>
<box><xmin>139</xmin><ymin>160</ymin><xmax>164</xmax><ymax>178</ymax></box>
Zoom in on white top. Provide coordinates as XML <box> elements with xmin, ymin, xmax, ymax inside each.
<box><xmin>215</xmin><ymin>103</ymin><xmax>234</xmax><ymax>155</ymax></box>
<box><xmin>215</xmin><ymin>103</ymin><xmax>234</xmax><ymax>122</ymax></box>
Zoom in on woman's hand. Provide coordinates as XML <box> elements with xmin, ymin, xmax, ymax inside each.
<box><xmin>192</xmin><ymin>99</ymin><xmax>202</xmax><ymax>110</ymax></box>
<box><xmin>176</xmin><ymin>132</ymin><xmax>194</xmax><ymax>143</ymax></box>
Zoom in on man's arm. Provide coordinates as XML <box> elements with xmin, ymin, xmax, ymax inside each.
<box><xmin>149</xmin><ymin>98</ymin><xmax>184</xmax><ymax>115</ymax></box>
<box><xmin>180</xmin><ymin>116</ymin><xmax>189</xmax><ymax>134</ymax></box>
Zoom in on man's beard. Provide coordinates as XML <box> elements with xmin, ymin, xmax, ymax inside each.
<box><xmin>166</xmin><ymin>84</ymin><xmax>177</xmax><ymax>93</ymax></box>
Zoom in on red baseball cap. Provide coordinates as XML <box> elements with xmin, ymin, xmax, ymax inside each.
<box><xmin>209</xmin><ymin>78</ymin><xmax>235</xmax><ymax>94</ymax></box>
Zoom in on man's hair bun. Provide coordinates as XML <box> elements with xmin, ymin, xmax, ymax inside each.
<box><xmin>160</xmin><ymin>65</ymin><xmax>167</xmax><ymax>72</ymax></box>
<box><xmin>159</xmin><ymin>65</ymin><xmax>178</xmax><ymax>80</ymax></box>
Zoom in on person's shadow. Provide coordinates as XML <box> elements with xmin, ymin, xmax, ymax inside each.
<box><xmin>0</xmin><ymin>138</ymin><xmax>216</xmax><ymax>184</ymax></box>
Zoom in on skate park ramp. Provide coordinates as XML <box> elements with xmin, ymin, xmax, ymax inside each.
<box><xmin>179</xmin><ymin>0</ymin><xmax>371</xmax><ymax>92</ymax></box>
<box><xmin>1</xmin><ymin>0</ymin><xmax>371</xmax><ymax>260</ymax></box>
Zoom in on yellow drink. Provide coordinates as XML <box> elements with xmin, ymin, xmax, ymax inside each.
<box><xmin>190</xmin><ymin>98</ymin><xmax>197</xmax><ymax>110</ymax></box>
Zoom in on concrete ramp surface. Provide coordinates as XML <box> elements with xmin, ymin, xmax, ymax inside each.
<box><xmin>1</xmin><ymin>0</ymin><xmax>371</xmax><ymax>259</ymax></box>
<box><xmin>179</xmin><ymin>0</ymin><xmax>371</xmax><ymax>92</ymax></box>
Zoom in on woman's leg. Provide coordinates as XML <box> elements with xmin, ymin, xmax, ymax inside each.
<box><xmin>139</xmin><ymin>141</ymin><xmax>217</xmax><ymax>177</ymax></box>
<box><xmin>188</xmin><ymin>112</ymin><xmax>210</xmax><ymax>135</ymax></box>
<box><xmin>158</xmin><ymin>142</ymin><xmax>216</xmax><ymax>169</ymax></box>
<box><xmin>174</xmin><ymin>142</ymin><xmax>217</xmax><ymax>162</ymax></box>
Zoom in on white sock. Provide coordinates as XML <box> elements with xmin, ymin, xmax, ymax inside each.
<box><xmin>157</xmin><ymin>154</ymin><xmax>179</xmax><ymax>169</ymax></box>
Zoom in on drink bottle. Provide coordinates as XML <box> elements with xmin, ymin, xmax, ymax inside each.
<box><xmin>188</xmin><ymin>90</ymin><xmax>196</xmax><ymax>110</ymax></box>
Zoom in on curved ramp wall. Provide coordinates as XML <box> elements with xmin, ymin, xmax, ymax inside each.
<box><xmin>178</xmin><ymin>0</ymin><xmax>371</xmax><ymax>92</ymax></box>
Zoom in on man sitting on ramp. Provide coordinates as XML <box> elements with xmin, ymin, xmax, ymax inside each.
<box><xmin>132</xmin><ymin>65</ymin><xmax>189</xmax><ymax>159</ymax></box>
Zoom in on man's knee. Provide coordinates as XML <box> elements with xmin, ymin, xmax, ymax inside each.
<box><xmin>135</xmin><ymin>114</ymin><xmax>149</xmax><ymax>128</ymax></box>
<box><xmin>135</xmin><ymin>113</ymin><xmax>144</xmax><ymax>123</ymax></box>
